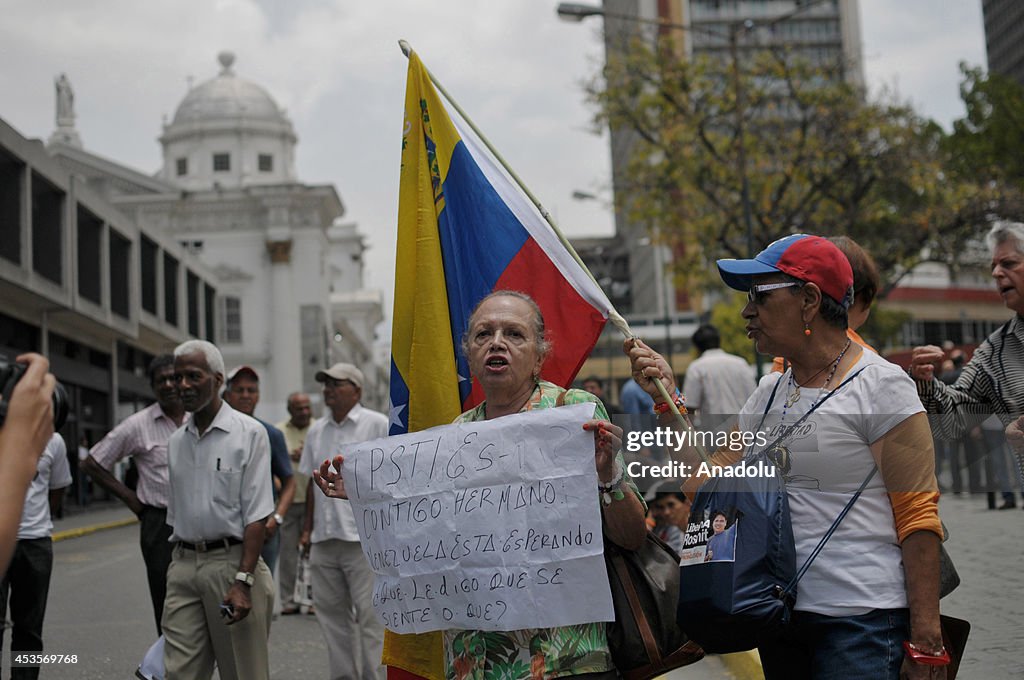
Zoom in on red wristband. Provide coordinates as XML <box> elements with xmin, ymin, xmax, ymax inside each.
<box><xmin>653</xmin><ymin>389</ymin><xmax>686</xmax><ymax>415</ymax></box>
<box><xmin>902</xmin><ymin>641</ymin><xmax>950</xmax><ymax>666</ymax></box>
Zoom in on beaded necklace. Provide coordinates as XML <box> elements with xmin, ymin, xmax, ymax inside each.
<box><xmin>767</xmin><ymin>339</ymin><xmax>854</xmax><ymax>475</ymax></box>
<box><xmin>780</xmin><ymin>338</ymin><xmax>852</xmax><ymax>426</ymax></box>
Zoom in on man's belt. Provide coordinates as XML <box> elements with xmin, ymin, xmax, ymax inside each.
<box><xmin>178</xmin><ymin>537</ymin><xmax>243</xmax><ymax>552</ymax></box>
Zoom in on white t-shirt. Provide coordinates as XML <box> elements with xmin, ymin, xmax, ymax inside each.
<box><xmin>739</xmin><ymin>350</ymin><xmax>923</xmax><ymax>616</ymax></box>
<box><xmin>298</xmin><ymin>403</ymin><xmax>389</xmax><ymax>543</ymax></box>
<box><xmin>19</xmin><ymin>433</ymin><xmax>73</xmax><ymax>540</ymax></box>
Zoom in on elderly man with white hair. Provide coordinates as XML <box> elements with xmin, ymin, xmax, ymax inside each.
<box><xmin>162</xmin><ymin>340</ymin><xmax>275</xmax><ymax>680</ymax></box>
<box><xmin>911</xmin><ymin>223</ymin><xmax>1024</xmax><ymax>497</ymax></box>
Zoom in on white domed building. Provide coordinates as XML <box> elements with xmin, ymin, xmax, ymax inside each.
<box><xmin>158</xmin><ymin>52</ymin><xmax>298</xmax><ymax>191</ymax></box>
<box><xmin>47</xmin><ymin>53</ymin><xmax>386</xmax><ymax>417</ymax></box>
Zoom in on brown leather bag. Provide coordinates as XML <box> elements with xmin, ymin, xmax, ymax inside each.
<box><xmin>604</xmin><ymin>531</ymin><xmax>705</xmax><ymax>680</ymax></box>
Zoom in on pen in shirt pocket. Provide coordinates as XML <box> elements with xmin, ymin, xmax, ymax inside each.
<box><xmin>217</xmin><ymin>458</ymin><xmax>221</xmax><ymax>471</ymax></box>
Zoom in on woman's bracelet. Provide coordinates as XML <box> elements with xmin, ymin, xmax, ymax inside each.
<box><xmin>902</xmin><ymin>641</ymin><xmax>950</xmax><ymax>666</ymax></box>
<box><xmin>599</xmin><ymin>459</ymin><xmax>625</xmax><ymax>506</ymax></box>
<box><xmin>652</xmin><ymin>388</ymin><xmax>686</xmax><ymax>415</ymax></box>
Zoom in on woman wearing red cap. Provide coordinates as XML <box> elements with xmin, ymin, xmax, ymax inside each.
<box><xmin>626</xmin><ymin>234</ymin><xmax>946</xmax><ymax>679</ymax></box>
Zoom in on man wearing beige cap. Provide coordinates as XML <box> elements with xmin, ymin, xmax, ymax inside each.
<box><xmin>299</xmin><ymin>363</ymin><xmax>387</xmax><ymax>680</ymax></box>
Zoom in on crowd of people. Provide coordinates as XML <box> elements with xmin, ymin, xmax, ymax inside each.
<box><xmin>2</xmin><ymin>224</ymin><xmax>1023</xmax><ymax>680</ymax></box>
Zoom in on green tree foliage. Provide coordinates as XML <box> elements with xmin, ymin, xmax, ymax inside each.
<box><xmin>587</xmin><ymin>38</ymin><xmax>1024</xmax><ymax>298</ymax></box>
<box><xmin>946</xmin><ymin>64</ymin><xmax>1024</xmax><ymax>184</ymax></box>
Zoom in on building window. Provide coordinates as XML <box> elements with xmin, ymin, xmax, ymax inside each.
<box><xmin>0</xmin><ymin>147</ymin><xmax>24</xmax><ymax>265</ymax></box>
<box><xmin>164</xmin><ymin>253</ymin><xmax>179</xmax><ymax>325</ymax></box>
<box><xmin>222</xmin><ymin>296</ymin><xmax>242</xmax><ymax>343</ymax></box>
<box><xmin>77</xmin><ymin>205</ymin><xmax>103</xmax><ymax>304</ymax></box>
<box><xmin>140</xmin><ymin>236</ymin><xmax>158</xmax><ymax>314</ymax></box>
<box><xmin>204</xmin><ymin>284</ymin><xmax>217</xmax><ymax>341</ymax></box>
<box><xmin>31</xmin><ymin>171</ymin><xmax>64</xmax><ymax>285</ymax></box>
<box><xmin>258</xmin><ymin>154</ymin><xmax>273</xmax><ymax>172</ymax></box>
<box><xmin>109</xmin><ymin>230</ymin><xmax>131</xmax><ymax>319</ymax></box>
<box><xmin>176</xmin><ymin>157</ymin><xmax>188</xmax><ymax>176</ymax></box>
<box><xmin>187</xmin><ymin>271</ymin><xmax>200</xmax><ymax>336</ymax></box>
<box><xmin>213</xmin><ymin>153</ymin><xmax>231</xmax><ymax>172</ymax></box>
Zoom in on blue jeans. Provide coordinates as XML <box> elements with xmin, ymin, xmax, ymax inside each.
<box><xmin>758</xmin><ymin>608</ymin><xmax>909</xmax><ymax>680</ymax></box>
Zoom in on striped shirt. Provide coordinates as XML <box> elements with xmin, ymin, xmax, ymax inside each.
<box><xmin>91</xmin><ymin>402</ymin><xmax>186</xmax><ymax>508</ymax></box>
<box><xmin>916</xmin><ymin>314</ymin><xmax>1024</xmax><ymax>438</ymax></box>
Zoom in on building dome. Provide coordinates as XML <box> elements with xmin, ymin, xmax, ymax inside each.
<box><xmin>172</xmin><ymin>52</ymin><xmax>286</xmax><ymax>126</ymax></box>
<box><xmin>159</xmin><ymin>51</ymin><xmax>298</xmax><ymax>190</ymax></box>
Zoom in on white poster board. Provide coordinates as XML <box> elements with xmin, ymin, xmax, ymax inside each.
<box><xmin>342</xmin><ymin>402</ymin><xmax>614</xmax><ymax>633</ymax></box>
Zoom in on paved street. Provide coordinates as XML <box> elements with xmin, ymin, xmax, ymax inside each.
<box><xmin>1</xmin><ymin>507</ymin><xmax>330</xmax><ymax>679</ymax></box>
<box><xmin>934</xmin><ymin>492</ymin><xmax>1024</xmax><ymax>678</ymax></box>
<box><xmin>2</xmin><ymin>493</ymin><xmax>1019</xmax><ymax>679</ymax></box>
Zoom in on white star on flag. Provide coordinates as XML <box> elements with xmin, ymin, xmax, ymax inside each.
<box><xmin>389</xmin><ymin>401</ymin><xmax>407</xmax><ymax>430</ymax></box>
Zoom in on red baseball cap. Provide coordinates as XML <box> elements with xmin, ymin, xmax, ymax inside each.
<box><xmin>717</xmin><ymin>234</ymin><xmax>853</xmax><ymax>307</ymax></box>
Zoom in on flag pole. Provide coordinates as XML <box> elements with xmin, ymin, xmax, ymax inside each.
<box><xmin>397</xmin><ymin>40</ymin><xmax>708</xmax><ymax>463</ymax></box>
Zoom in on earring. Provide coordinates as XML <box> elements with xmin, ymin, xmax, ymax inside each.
<box><xmin>804</xmin><ymin>324</ymin><xmax>811</xmax><ymax>337</ymax></box>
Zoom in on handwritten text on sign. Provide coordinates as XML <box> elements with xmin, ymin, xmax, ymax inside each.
<box><xmin>343</xmin><ymin>402</ymin><xmax>614</xmax><ymax>633</ymax></box>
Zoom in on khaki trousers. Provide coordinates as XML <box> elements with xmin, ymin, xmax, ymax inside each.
<box><xmin>278</xmin><ymin>503</ymin><xmax>306</xmax><ymax>608</ymax></box>
<box><xmin>162</xmin><ymin>543</ymin><xmax>274</xmax><ymax>680</ymax></box>
<box><xmin>311</xmin><ymin>539</ymin><xmax>385</xmax><ymax>680</ymax></box>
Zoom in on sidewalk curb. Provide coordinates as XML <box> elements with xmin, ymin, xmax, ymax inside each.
<box><xmin>53</xmin><ymin>516</ymin><xmax>138</xmax><ymax>542</ymax></box>
<box><xmin>718</xmin><ymin>651</ymin><xmax>763</xmax><ymax>679</ymax></box>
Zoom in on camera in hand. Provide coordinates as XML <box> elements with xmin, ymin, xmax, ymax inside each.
<box><xmin>0</xmin><ymin>355</ymin><xmax>69</xmax><ymax>431</ymax></box>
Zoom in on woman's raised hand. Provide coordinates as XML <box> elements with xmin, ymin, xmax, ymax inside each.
<box><xmin>312</xmin><ymin>455</ymin><xmax>349</xmax><ymax>499</ymax></box>
<box><xmin>584</xmin><ymin>419</ymin><xmax>623</xmax><ymax>483</ymax></box>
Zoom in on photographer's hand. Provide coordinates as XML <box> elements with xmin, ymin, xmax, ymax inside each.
<box><xmin>0</xmin><ymin>353</ymin><xmax>57</xmax><ymax>571</ymax></box>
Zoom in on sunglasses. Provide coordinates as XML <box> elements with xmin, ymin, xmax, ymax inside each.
<box><xmin>747</xmin><ymin>282</ymin><xmax>802</xmax><ymax>305</ymax></box>
<box><xmin>323</xmin><ymin>378</ymin><xmax>355</xmax><ymax>389</ymax></box>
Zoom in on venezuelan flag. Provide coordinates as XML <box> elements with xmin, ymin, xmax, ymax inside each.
<box><xmin>389</xmin><ymin>50</ymin><xmax>612</xmax><ymax>438</ymax></box>
<box><xmin>385</xmin><ymin>51</ymin><xmax>613</xmax><ymax>680</ymax></box>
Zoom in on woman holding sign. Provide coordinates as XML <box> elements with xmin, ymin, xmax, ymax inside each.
<box><xmin>316</xmin><ymin>290</ymin><xmax>646</xmax><ymax>680</ymax></box>
<box><xmin>625</xmin><ymin>235</ymin><xmax>945</xmax><ymax>680</ymax></box>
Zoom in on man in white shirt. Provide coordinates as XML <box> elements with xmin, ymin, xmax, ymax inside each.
<box><xmin>162</xmin><ymin>340</ymin><xmax>274</xmax><ymax>680</ymax></box>
<box><xmin>683</xmin><ymin>324</ymin><xmax>755</xmax><ymax>430</ymax></box>
<box><xmin>300</xmin><ymin>363</ymin><xmax>387</xmax><ymax>680</ymax></box>
<box><xmin>0</xmin><ymin>433</ymin><xmax>71</xmax><ymax>679</ymax></box>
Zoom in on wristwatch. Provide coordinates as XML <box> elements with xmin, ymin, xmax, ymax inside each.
<box><xmin>234</xmin><ymin>571</ymin><xmax>254</xmax><ymax>587</ymax></box>
<box><xmin>273</xmin><ymin>512</ymin><xmax>284</xmax><ymax>525</ymax></box>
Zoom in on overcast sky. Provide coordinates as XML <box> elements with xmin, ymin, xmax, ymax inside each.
<box><xmin>0</xmin><ymin>0</ymin><xmax>987</xmax><ymax>335</ymax></box>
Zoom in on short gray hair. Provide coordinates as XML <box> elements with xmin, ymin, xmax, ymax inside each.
<box><xmin>461</xmin><ymin>290</ymin><xmax>552</xmax><ymax>361</ymax></box>
<box><xmin>985</xmin><ymin>222</ymin><xmax>1024</xmax><ymax>255</ymax></box>
<box><xmin>174</xmin><ymin>339</ymin><xmax>225</xmax><ymax>378</ymax></box>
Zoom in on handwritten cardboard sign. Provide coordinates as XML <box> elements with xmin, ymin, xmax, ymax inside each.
<box><xmin>343</xmin><ymin>402</ymin><xmax>614</xmax><ymax>633</ymax></box>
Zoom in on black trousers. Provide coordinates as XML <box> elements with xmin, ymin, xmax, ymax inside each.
<box><xmin>139</xmin><ymin>505</ymin><xmax>174</xmax><ymax>636</ymax></box>
<box><xmin>0</xmin><ymin>537</ymin><xmax>53</xmax><ymax>680</ymax></box>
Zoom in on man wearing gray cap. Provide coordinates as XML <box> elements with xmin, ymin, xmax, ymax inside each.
<box><xmin>299</xmin><ymin>363</ymin><xmax>387</xmax><ymax>680</ymax></box>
